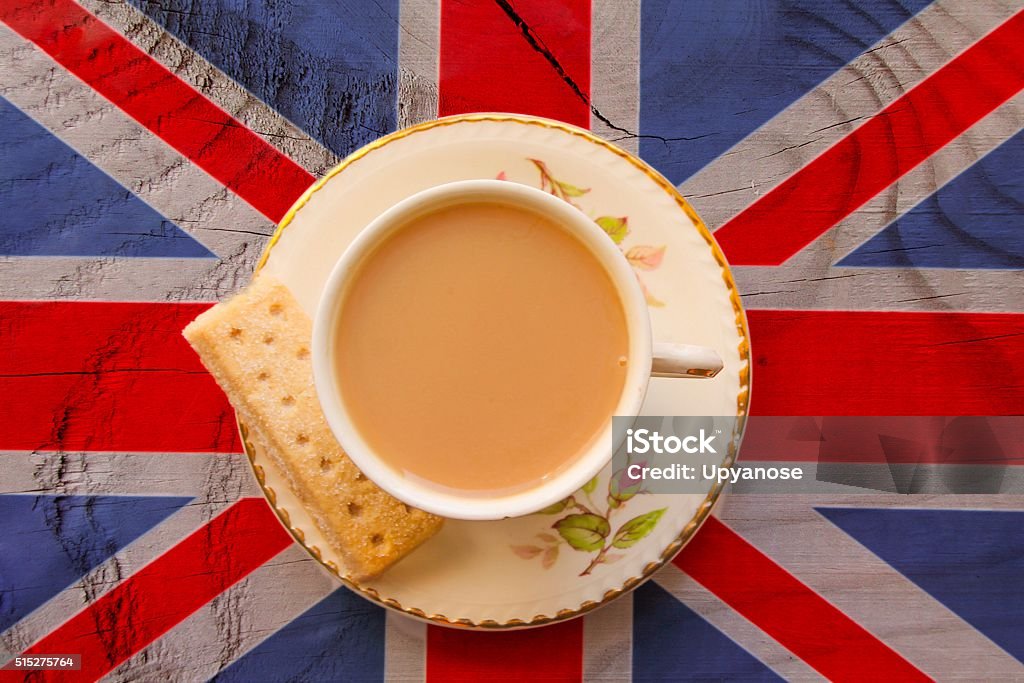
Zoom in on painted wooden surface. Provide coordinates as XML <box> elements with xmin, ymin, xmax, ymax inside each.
<box><xmin>0</xmin><ymin>0</ymin><xmax>1022</xmax><ymax>680</ymax></box>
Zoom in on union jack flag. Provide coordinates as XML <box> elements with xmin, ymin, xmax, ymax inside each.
<box><xmin>1</xmin><ymin>0</ymin><xmax>1022</xmax><ymax>680</ymax></box>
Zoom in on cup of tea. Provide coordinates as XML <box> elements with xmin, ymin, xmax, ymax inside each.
<box><xmin>312</xmin><ymin>180</ymin><xmax>723</xmax><ymax>520</ymax></box>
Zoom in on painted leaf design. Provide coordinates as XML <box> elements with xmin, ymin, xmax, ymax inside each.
<box><xmin>582</xmin><ymin>475</ymin><xmax>599</xmax><ymax>495</ymax></box>
<box><xmin>596</xmin><ymin>216</ymin><xmax>629</xmax><ymax>244</ymax></box>
<box><xmin>611</xmin><ymin>508</ymin><xmax>667</xmax><ymax>549</ymax></box>
<box><xmin>639</xmin><ymin>277</ymin><xmax>665</xmax><ymax>307</ymax></box>
<box><xmin>556</xmin><ymin>180</ymin><xmax>589</xmax><ymax>197</ymax></box>
<box><xmin>626</xmin><ymin>245</ymin><xmax>666</xmax><ymax>271</ymax></box>
<box><xmin>528</xmin><ymin>158</ymin><xmax>550</xmax><ymax>174</ymax></box>
<box><xmin>602</xmin><ymin>553</ymin><xmax>626</xmax><ymax>565</ymax></box>
<box><xmin>554</xmin><ymin>513</ymin><xmax>610</xmax><ymax>552</ymax></box>
<box><xmin>542</xmin><ymin>544</ymin><xmax>559</xmax><ymax>569</ymax></box>
<box><xmin>539</xmin><ymin>498</ymin><xmax>570</xmax><ymax>514</ymax></box>
<box><xmin>511</xmin><ymin>545</ymin><xmax>543</xmax><ymax>559</ymax></box>
<box><xmin>537</xmin><ymin>532</ymin><xmax>558</xmax><ymax>544</ymax></box>
<box><xmin>608</xmin><ymin>466</ymin><xmax>643</xmax><ymax>505</ymax></box>
<box><xmin>528</xmin><ymin>158</ymin><xmax>554</xmax><ymax>191</ymax></box>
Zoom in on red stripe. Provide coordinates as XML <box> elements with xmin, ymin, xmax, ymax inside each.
<box><xmin>12</xmin><ymin>498</ymin><xmax>291</xmax><ymax>682</ymax></box>
<box><xmin>426</xmin><ymin>622</ymin><xmax>583</xmax><ymax>682</ymax></box>
<box><xmin>6</xmin><ymin>305</ymin><xmax>1017</xmax><ymax>453</ymax></box>
<box><xmin>430</xmin><ymin>3</ymin><xmax>588</xmax><ymax>677</ymax></box>
<box><xmin>714</xmin><ymin>10</ymin><xmax>1024</xmax><ymax>265</ymax></box>
<box><xmin>676</xmin><ymin>517</ymin><xmax>930</xmax><ymax>682</ymax></box>
<box><xmin>0</xmin><ymin>0</ymin><xmax>314</xmax><ymax>223</ymax></box>
<box><xmin>0</xmin><ymin>300</ymin><xmax>240</xmax><ymax>453</ymax></box>
<box><xmin>747</xmin><ymin>310</ymin><xmax>1024</xmax><ymax>416</ymax></box>
<box><xmin>438</xmin><ymin>0</ymin><xmax>591</xmax><ymax>128</ymax></box>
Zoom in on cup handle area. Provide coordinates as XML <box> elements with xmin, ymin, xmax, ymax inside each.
<box><xmin>651</xmin><ymin>342</ymin><xmax>724</xmax><ymax>379</ymax></box>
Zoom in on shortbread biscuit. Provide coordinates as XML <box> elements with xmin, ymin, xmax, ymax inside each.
<box><xmin>183</xmin><ymin>274</ymin><xmax>443</xmax><ymax>579</ymax></box>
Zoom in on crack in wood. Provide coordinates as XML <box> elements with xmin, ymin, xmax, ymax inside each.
<box><xmin>492</xmin><ymin>0</ymin><xmax>685</xmax><ymax>142</ymax></box>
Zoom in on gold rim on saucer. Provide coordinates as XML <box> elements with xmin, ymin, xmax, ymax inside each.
<box><xmin>240</xmin><ymin>113</ymin><xmax>751</xmax><ymax>630</ymax></box>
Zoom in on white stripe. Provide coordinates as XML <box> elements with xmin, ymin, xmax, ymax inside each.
<box><xmin>77</xmin><ymin>0</ymin><xmax>340</xmax><ymax>176</ymax></box>
<box><xmin>0</xmin><ymin>451</ymin><xmax>258</xmax><ymax>498</ymax></box>
<box><xmin>591</xmin><ymin>0</ymin><xmax>641</xmax><ymax>155</ymax></box>
<box><xmin>0</xmin><ymin>450</ymin><xmax>257</xmax><ymax>655</ymax></box>
<box><xmin>384</xmin><ymin>611</ymin><xmax>427</xmax><ymax>681</ymax></box>
<box><xmin>0</xmin><ymin>451</ymin><xmax>337</xmax><ymax>680</ymax></box>
<box><xmin>398</xmin><ymin>0</ymin><xmax>440</xmax><ymax>128</ymax></box>
<box><xmin>668</xmin><ymin>0</ymin><xmax>1024</xmax><ymax>313</ymax></box>
<box><xmin>679</xmin><ymin>0</ymin><xmax>1022</xmax><ymax>230</ymax></box>
<box><xmin>0</xmin><ymin>22</ymin><xmax>271</xmax><ymax>301</ymax></box>
<box><xmin>787</xmin><ymin>101</ymin><xmax>1024</xmax><ymax>266</ymax></box>
<box><xmin>651</xmin><ymin>563</ymin><xmax>823</xmax><ymax>681</ymax></box>
<box><xmin>582</xmin><ymin>592</ymin><xmax>633</xmax><ymax>680</ymax></box>
<box><xmin>0</xmin><ymin>257</ymin><xmax>233</xmax><ymax>302</ymax></box>
<box><xmin>718</xmin><ymin>495</ymin><xmax>1024</xmax><ymax>678</ymax></box>
<box><xmin>104</xmin><ymin>546</ymin><xmax>336</xmax><ymax>682</ymax></box>
<box><xmin>0</xmin><ymin>494</ymin><xmax>237</xmax><ymax>656</ymax></box>
<box><xmin>731</xmin><ymin>95</ymin><xmax>1024</xmax><ymax>312</ymax></box>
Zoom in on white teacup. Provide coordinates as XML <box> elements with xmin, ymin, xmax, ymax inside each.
<box><xmin>312</xmin><ymin>180</ymin><xmax>722</xmax><ymax>520</ymax></box>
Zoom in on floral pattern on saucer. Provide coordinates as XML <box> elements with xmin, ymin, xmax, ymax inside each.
<box><xmin>499</xmin><ymin>158</ymin><xmax>667</xmax><ymax>306</ymax></box>
<box><xmin>512</xmin><ymin>466</ymin><xmax>666</xmax><ymax>576</ymax></box>
<box><xmin>256</xmin><ymin>114</ymin><xmax>750</xmax><ymax>628</ymax></box>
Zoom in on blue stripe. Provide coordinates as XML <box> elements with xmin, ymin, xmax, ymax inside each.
<box><xmin>0</xmin><ymin>494</ymin><xmax>192</xmax><ymax>633</ymax></box>
<box><xmin>0</xmin><ymin>97</ymin><xmax>213</xmax><ymax>258</ymax></box>
<box><xmin>638</xmin><ymin>0</ymin><xmax>932</xmax><ymax>185</ymax></box>
<box><xmin>633</xmin><ymin>581</ymin><xmax>782</xmax><ymax>680</ymax></box>
<box><xmin>818</xmin><ymin>507</ymin><xmax>1024</xmax><ymax>663</ymax></box>
<box><xmin>213</xmin><ymin>587</ymin><xmax>386</xmax><ymax>682</ymax></box>
<box><xmin>839</xmin><ymin>130</ymin><xmax>1024</xmax><ymax>269</ymax></box>
<box><xmin>128</xmin><ymin>0</ymin><xmax>400</xmax><ymax>159</ymax></box>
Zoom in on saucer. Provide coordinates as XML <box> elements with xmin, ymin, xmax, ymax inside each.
<box><xmin>243</xmin><ymin>114</ymin><xmax>751</xmax><ymax>629</ymax></box>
